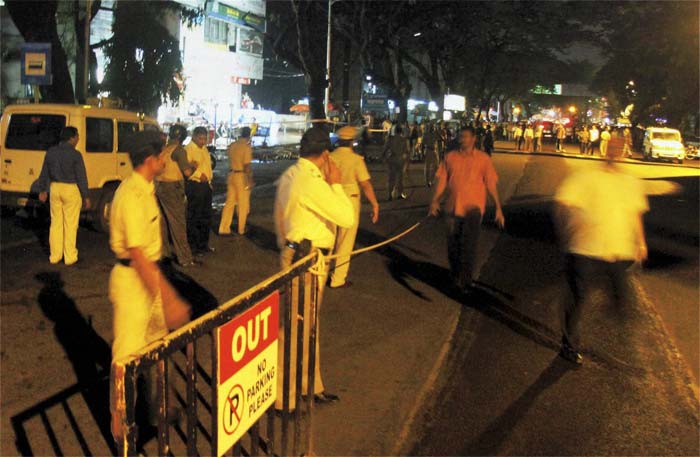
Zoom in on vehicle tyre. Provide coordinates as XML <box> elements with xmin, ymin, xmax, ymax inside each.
<box><xmin>95</xmin><ymin>185</ymin><xmax>116</xmax><ymax>233</ymax></box>
<box><xmin>676</xmin><ymin>158</ymin><xmax>684</xmax><ymax>164</ymax></box>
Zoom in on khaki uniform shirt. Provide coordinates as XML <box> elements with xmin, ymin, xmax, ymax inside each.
<box><xmin>331</xmin><ymin>146</ymin><xmax>371</xmax><ymax>195</ymax></box>
<box><xmin>110</xmin><ymin>172</ymin><xmax>162</xmax><ymax>261</ymax></box>
<box><xmin>228</xmin><ymin>138</ymin><xmax>253</xmax><ymax>171</ymax></box>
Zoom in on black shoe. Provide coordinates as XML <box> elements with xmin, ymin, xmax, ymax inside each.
<box><xmin>559</xmin><ymin>346</ymin><xmax>583</xmax><ymax>365</ymax></box>
<box><xmin>313</xmin><ymin>391</ymin><xmax>340</xmax><ymax>404</ymax></box>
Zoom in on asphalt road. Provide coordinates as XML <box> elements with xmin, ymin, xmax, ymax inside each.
<box><xmin>1</xmin><ymin>151</ymin><xmax>698</xmax><ymax>455</ymax></box>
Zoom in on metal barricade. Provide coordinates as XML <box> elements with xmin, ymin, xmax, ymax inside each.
<box><xmin>112</xmin><ymin>252</ymin><xmax>321</xmax><ymax>456</ymax></box>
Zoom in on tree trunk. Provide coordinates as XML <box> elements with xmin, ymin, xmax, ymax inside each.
<box><xmin>6</xmin><ymin>0</ymin><xmax>75</xmax><ymax>103</ymax></box>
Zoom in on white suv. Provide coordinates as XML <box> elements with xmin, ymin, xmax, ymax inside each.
<box><xmin>643</xmin><ymin>127</ymin><xmax>685</xmax><ymax>164</ymax></box>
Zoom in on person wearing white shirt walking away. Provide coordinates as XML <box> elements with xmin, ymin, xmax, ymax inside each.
<box><xmin>553</xmin><ymin>143</ymin><xmax>649</xmax><ymax>365</ymax></box>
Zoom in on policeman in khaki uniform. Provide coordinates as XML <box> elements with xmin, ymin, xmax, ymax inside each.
<box><xmin>218</xmin><ymin>127</ymin><xmax>253</xmax><ymax>236</ymax></box>
<box><xmin>329</xmin><ymin>126</ymin><xmax>379</xmax><ymax>288</ymax></box>
<box><xmin>156</xmin><ymin>125</ymin><xmax>196</xmax><ymax>267</ymax></box>
<box><xmin>109</xmin><ymin>131</ymin><xmax>190</xmax><ymax>441</ymax></box>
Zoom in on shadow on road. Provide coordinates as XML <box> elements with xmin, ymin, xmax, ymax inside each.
<box><xmin>10</xmin><ymin>272</ymin><xmax>115</xmax><ymax>456</ymax></box>
<box><xmin>461</xmin><ymin>357</ymin><xmax>571</xmax><ymax>455</ymax></box>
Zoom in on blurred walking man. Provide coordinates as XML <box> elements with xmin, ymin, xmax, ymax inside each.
<box><xmin>588</xmin><ymin>124</ymin><xmax>600</xmax><ymax>155</ymax></box>
<box><xmin>329</xmin><ymin>126</ymin><xmax>380</xmax><ymax>289</ymax></box>
<box><xmin>37</xmin><ymin>126</ymin><xmax>90</xmax><ymax>265</ymax></box>
<box><xmin>156</xmin><ymin>124</ymin><xmax>196</xmax><ymax>267</ymax></box>
<box><xmin>185</xmin><ymin>127</ymin><xmax>214</xmax><ymax>255</ymax></box>
<box><xmin>109</xmin><ymin>131</ymin><xmax>190</xmax><ymax>441</ymax></box>
<box><xmin>600</xmin><ymin>126</ymin><xmax>611</xmax><ymax>157</ymax></box>
<box><xmin>555</xmin><ymin>123</ymin><xmax>567</xmax><ymax>152</ymax></box>
<box><xmin>423</xmin><ymin>123</ymin><xmax>440</xmax><ymax>186</ymax></box>
<box><xmin>524</xmin><ymin>124</ymin><xmax>534</xmax><ymax>152</ymax></box>
<box><xmin>219</xmin><ymin>127</ymin><xmax>253</xmax><ymax>236</ymax></box>
<box><xmin>383</xmin><ymin>125</ymin><xmax>410</xmax><ymax>200</ymax></box>
<box><xmin>274</xmin><ymin>126</ymin><xmax>355</xmax><ymax>409</ymax></box>
<box><xmin>429</xmin><ymin>126</ymin><xmax>505</xmax><ymax>292</ymax></box>
<box><xmin>554</xmin><ymin>145</ymin><xmax>648</xmax><ymax>365</ymax></box>
<box><xmin>514</xmin><ymin>123</ymin><xmax>524</xmax><ymax>151</ymax></box>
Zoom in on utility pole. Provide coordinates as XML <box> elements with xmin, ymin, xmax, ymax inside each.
<box><xmin>323</xmin><ymin>0</ymin><xmax>332</xmax><ymax>120</ymax></box>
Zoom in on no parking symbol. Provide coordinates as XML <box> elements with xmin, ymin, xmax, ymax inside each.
<box><xmin>222</xmin><ymin>384</ymin><xmax>244</xmax><ymax>435</ymax></box>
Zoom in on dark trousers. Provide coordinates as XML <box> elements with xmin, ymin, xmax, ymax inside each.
<box><xmin>387</xmin><ymin>161</ymin><xmax>405</xmax><ymax>199</ymax></box>
<box><xmin>156</xmin><ymin>180</ymin><xmax>193</xmax><ymax>265</ymax></box>
<box><xmin>185</xmin><ymin>181</ymin><xmax>212</xmax><ymax>252</ymax></box>
<box><xmin>562</xmin><ymin>254</ymin><xmax>634</xmax><ymax>350</ymax></box>
<box><xmin>446</xmin><ymin>211</ymin><xmax>482</xmax><ymax>289</ymax></box>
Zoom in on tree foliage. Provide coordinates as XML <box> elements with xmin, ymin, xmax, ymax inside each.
<box><xmin>593</xmin><ymin>1</ymin><xmax>699</xmax><ymax>129</ymax></box>
<box><xmin>102</xmin><ymin>1</ymin><xmax>202</xmax><ymax>115</ymax></box>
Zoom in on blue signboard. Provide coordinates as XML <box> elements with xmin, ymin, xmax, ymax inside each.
<box><xmin>21</xmin><ymin>43</ymin><xmax>52</xmax><ymax>85</ymax></box>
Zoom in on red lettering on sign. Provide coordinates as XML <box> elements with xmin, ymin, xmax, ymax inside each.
<box><xmin>218</xmin><ymin>291</ymin><xmax>279</xmax><ymax>384</ymax></box>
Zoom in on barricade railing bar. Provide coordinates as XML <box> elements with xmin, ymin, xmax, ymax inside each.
<box><xmin>112</xmin><ymin>252</ymin><xmax>320</xmax><ymax>456</ymax></box>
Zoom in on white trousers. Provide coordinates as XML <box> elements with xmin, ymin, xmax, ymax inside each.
<box><xmin>48</xmin><ymin>182</ymin><xmax>82</xmax><ymax>264</ymax></box>
<box><xmin>218</xmin><ymin>173</ymin><xmax>250</xmax><ymax>235</ymax></box>
<box><xmin>109</xmin><ymin>264</ymin><xmax>168</xmax><ymax>416</ymax></box>
<box><xmin>330</xmin><ymin>195</ymin><xmax>361</xmax><ymax>287</ymax></box>
<box><xmin>275</xmin><ymin>247</ymin><xmax>326</xmax><ymax>410</ymax></box>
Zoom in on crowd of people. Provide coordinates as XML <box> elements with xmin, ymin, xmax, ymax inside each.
<box><xmin>34</xmin><ymin>116</ymin><xmax>648</xmax><ymax>443</ymax></box>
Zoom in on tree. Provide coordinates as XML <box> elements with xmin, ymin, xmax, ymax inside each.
<box><xmin>593</xmin><ymin>1</ymin><xmax>699</xmax><ymax>130</ymax></box>
<box><xmin>5</xmin><ymin>0</ymin><xmax>75</xmax><ymax>102</ymax></box>
<box><xmin>102</xmin><ymin>1</ymin><xmax>202</xmax><ymax>115</ymax></box>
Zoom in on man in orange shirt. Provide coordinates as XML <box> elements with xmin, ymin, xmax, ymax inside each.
<box><xmin>429</xmin><ymin>126</ymin><xmax>505</xmax><ymax>292</ymax></box>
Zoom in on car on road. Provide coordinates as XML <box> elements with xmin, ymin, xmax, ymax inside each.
<box><xmin>684</xmin><ymin>135</ymin><xmax>700</xmax><ymax>160</ymax></box>
<box><xmin>642</xmin><ymin>127</ymin><xmax>686</xmax><ymax>164</ymax></box>
<box><xmin>0</xmin><ymin>103</ymin><xmax>160</xmax><ymax>231</ymax></box>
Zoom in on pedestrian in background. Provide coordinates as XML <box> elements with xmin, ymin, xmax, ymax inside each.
<box><xmin>524</xmin><ymin>124</ymin><xmax>535</xmax><ymax>152</ymax></box>
<box><xmin>185</xmin><ymin>127</ymin><xmax>214</xmax><ymax>255</ymax></box>
<box><xmin>383</xmin><ymin>124</ymin><xmax>410</xmax><ymax>200</ymax></box>
<box><xmin>514</xmin><ymin>123</ymin><xmax>524</xmax><ymax>151</ymax></box>
<box><xmin>156</xmin><ymin>124</ymin><xmax>197</xmax><ymax>267</ymax></box>
<box><xmin>329</xmin><ymin>126</ymin><xmax>380</xmax><ymax>289</ymax></box>
<box><xmin>483</xmin><ymin>124</ymin><xmax>494</xmax><ymax>155</ymax></box>
<box><xmin>555</xmin><ymin>123</ymin><xmax>567</xmax><ymax>152</ymax></box>
<box><xmin>622</xmin><ymin>127</ymin><xmax>632</xmax><ymax>157</ymax></box>
<box><xmin>600</xmin><ymin>126</ymin><xmax>611</xmax><ymax>157</ymax></box>
<box><xmin>429</xmin><ymin>126</ymin><xmax>505</xmax><ymax>293</ymax></box>
<box><xmin>273</xmin><ymin>126</ymin><xmax>355</xmax><ymax>409</ymax></box>
<box><xmin>588</xmin><ymin>124</ymin><xmax>600</xmax><ymax>155</ymax></box>
<box><xmin>108</xmin><ymin>131</ymin><xmax>190</xmax><ymax>441</ymax></box>
<box><xmin>534</xmin><ymin>123</ymin><xmax>544</xmax><ymax>152</ymax></box>
<box><xmin>37</xmin><ymin>126</ymin><xmax>90</xmax><ymax>266</ymax></box>
<box><xmin>423</xmin><ymin>123</ymin><xmax>440</xmax><ymax>186</ymax></box>
<box><xmin>218</xmin><ymin>127</ymin><xmax>253</xmax><ymax>236</ymax></box>
<box><xmin>553</xmin><ymin>143</ymin><xmax>648</xmax><ymax>365</ymax></box>
<box><xmin>578</xmin><ymin>126</ymin><xmax>590</xmax><ymax>155</ymax></box>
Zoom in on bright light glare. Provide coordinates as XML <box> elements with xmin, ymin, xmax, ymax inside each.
<box><xmin>414</xmin><ymin>32</ymin><xmax>422</xmax><ymax>37</ymax></box>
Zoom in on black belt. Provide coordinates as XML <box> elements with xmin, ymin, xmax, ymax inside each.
<box><xmin>116</xmin><ymin>258</ymin><xmax>131</xmax><ymax>267</ymax></box>
<box><xmin>285</xmin><ymin>240</ymin><xmax>330</xmax><ymax>256</ymax></box>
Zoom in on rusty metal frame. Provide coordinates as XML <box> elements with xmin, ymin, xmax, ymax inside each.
<box><xmin>112</xmin><ymin>252</ymin><xmax>320</xmax><ymax>456</ymax></box>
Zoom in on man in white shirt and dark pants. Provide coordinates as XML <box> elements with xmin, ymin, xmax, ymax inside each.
<box><xmin>184</xmin><ymin>127</ymin><xmax>214</xmax><ymax>255</ymax></box>
<box><xmin>274</xmin><ymin>126</ymin><xmax>355</xmax><ymax>409</ymax></box>
<box><xmin>554</xmin><ymin>145</ymin><xmax>648</xmax><ymax>365</ymax></box>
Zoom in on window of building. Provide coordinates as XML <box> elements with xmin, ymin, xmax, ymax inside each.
<box><xmin>204</xmin><ymin>17</ymin><xmax>229</xmax><ymax>45</ymax></box>
<box><xmin>86</xmin><ymin>117</ymin><xmax>114</xmax><ymax>153</ymax></box>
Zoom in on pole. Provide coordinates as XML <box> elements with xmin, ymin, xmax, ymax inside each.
<box><xmin>323</xmin><ymin>0</ymin><xmax>332</xmax><ymax>120</ymax></box>
<box><xmin>83</xmin><ymin>0</ymin><xmax>91</xmax><ymax>103</ymax></box>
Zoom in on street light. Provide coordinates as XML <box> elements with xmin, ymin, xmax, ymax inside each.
<box><xmin>513</xmin><ymin>107</ymin><xmax>521</xmax><ymax>115</ymax></box>
<box><xmin>413</xmin><ymin>32</ymin><xmax>422</xmax><ymax>37</ymax></box>
<box><xmin>568</xmin><ymin>105</ymin><xmax>577</xmax><ymax>114</ymax></box>
<box><xmin>628</xmin><ymin>80</ymin><xmax>635</xmax><ymax>86</ymax></box>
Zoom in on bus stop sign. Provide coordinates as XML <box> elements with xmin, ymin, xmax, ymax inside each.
<box><xmin>21</xmin><ymin>43</ymin><xmax>52</xmax><ymax>85</ymax></box>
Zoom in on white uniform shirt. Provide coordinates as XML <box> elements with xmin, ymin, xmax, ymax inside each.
<box><xmin>589</xmin><ymin>128</ymin><xmax>600</xmax><ymax>142</ymax></box>
<box><xmin>274</xmin><ymin>158</ymin><xmax>355</xmax><ymax>249</ymax></box>
<box><xmin>185</xmin><ymin>142</ymin><xmax>213</xmax><ymax>182</ymax></box>
<box><xmin>554</xmin><ymin>165</ymin><xmax>648</xmax><ymax>261</ymax></box>
<box><xmin>110</xmin><ymin>172</ymin><xmax>162</xmax><ymax>261</ymax></box>
<box><xmin>331</xmin><ymin>146</ymin><xmax>371</xmax><ymax>196</ymax></box>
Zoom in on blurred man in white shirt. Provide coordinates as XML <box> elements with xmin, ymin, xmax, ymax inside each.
<box><xmin>184</xmin><ymin>127</ymin><xmax>214</xmax><ymax>255</ymax></box>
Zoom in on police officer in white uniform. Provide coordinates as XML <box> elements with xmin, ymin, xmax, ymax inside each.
<box><xmin>109</xmin><ymin>131</ymin><xmax>190</xmax><ymax>440</ymax></box>
<box><xmin>329</xmin><ymin>126</ymin><xmax>379</xmax><ymax>288</ymax></box>
<box><xmin>273</xmin><ymin>126</ymin><xmax>355</xmax><ymax>409</ymax></box>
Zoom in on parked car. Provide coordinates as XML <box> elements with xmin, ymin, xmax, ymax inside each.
<box><xmin>642</xmin><ymin>127</ymin><xmax>685</xmax><ymax>164</ymax></box>
<box><xmin>0</xmin><ymin>103</ymin><xmax>160</xmax><ymax>231</ymax></box>
<box><xmin>684</xmin><ymin>135</ymin><xmax>700</xmax><ymax>160</ymax></box>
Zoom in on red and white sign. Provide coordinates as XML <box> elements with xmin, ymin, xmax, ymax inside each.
<box><xmin>216</xmin><ymin>291</ymin><xmax>279</xmax><ymax>456</ymax></box>
<box><xmin>231</xmin><ymin>76</ymin><xmax>251</xmax><ymax>85</ymax></box>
